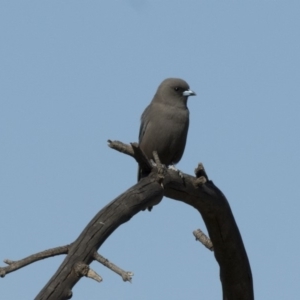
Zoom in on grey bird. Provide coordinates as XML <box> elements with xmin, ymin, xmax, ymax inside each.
<box><xmin>138</xmin><ymin>78</ymin><xmax>196</xmax><ymax>183</ymax></box>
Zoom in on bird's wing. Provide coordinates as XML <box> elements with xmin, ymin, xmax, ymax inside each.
<box><xmin>138</xmin><ymin>104</ymin><xmax>152</xmax><ymax>182</ymax></box>
<box><xmin>138</xmin><ymin>104</ymin><xmax>152</xmax><ymax>143</ymax></box>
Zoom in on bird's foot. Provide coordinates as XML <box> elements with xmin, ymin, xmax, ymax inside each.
<box><xmin>168</xmin><ymin>165</ymin><xmax>184</xmax><ymax>180</ymax></box>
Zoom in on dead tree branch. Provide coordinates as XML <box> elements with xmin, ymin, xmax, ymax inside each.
<box><xmin>0</xmin><ymin>245</ymin><xmax>69</xmax><ymax>277</ymax></box>
<box><xmin>193</xmin><ymin>229</ymin><xmax>214</xmax><ymax>251</ymax></box>
<box><xmin>93</xmin><ymin>252</ymin><xmax>133</xmax><ymax>282</ymax></box>
<box><xmin>1</xmin><ymin>140</ymin><xmax>253</xmax><ymax>300</ymax></box>
<box><xmin>35</xmin><ymin>168</ymin><xmax>164</xmax><ymax>299</ymax></box>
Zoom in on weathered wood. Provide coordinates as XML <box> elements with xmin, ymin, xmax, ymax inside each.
<box><xmin>2</xmin><ymin>140</ymin><xmax>253</xmax><ymax>300</ymax></box>
<box><xmin>35</xmin><ymin>173</ymin><xmax>164</xmax><ymax>300</ymax></box>
<box><xmin>0</xmin><ymin>245</ymin><xmax>69</xmax><ymax>277</ymax></box>
<box><xmin>35</xmin><ymin>164</ymin><xmax>253</xmax><ymax>300</ymax></box>
<box><xmin>163</xmin><ymin>167</ymin><xmax>254</xmax><ymax>300</ymax></box>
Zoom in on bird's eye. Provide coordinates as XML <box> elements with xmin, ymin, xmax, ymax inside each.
<box><xmin>174</xmin><ymin>87</ymin><xmax>179</xmax><ymax>91</ymax></box>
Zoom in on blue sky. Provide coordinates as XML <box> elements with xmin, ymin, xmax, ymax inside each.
<box><xmin>1</xmin><ymin>1</ymin><xmax>299</xmax><ymax>299</ymax></box>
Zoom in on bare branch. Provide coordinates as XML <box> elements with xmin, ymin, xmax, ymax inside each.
<box><xmin>87</xmin><ymin>269</ymin><xmax>102</xmax><ymax>283</ymax></box>
<box><xmin>1</xmin><ymin>141</ymin><xmax>253</xmax><ymax>300</ymax></box>
<box><xmin>193</xmin><ymin>229</ymin><xmax>214</xmax><ymax>251</ymax></box>
<box><xmin>162</xmin><ymin>170</ymin><xmax>253</xmax><ymax>300</ymax></box>
<box><xmin>107</xmin><ymin>140</ymin><xmax>134</xmax><ymax>157</ymax></box>
<box><xmin>94</xmin><ymin>252</ymin><xmax>133</xmax><ymax>282</ymax></box>
<box><xmin>108</xmin><ymin>140</ymin><xmax>152</xmax><ymax>173</ymax></box>
<box><xmin>194</xmin><ymin>163</ymin><xmax>209</xmax><ymax>181</ymax></box>
<box><xmin>35</xmin><ymin>171</ymin><xmax>164</xmax><ymax>299</ymax></box>
<box><xmin>0</xmin><ymin>245</ymin><xmax>69</xmax><ymax>278</ymax></box>
<box><xmin>74</xmin><ymin>262</ymin><xmax>102</xmax><ymax>283</ymax></box>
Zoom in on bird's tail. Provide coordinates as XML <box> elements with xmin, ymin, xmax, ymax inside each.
<box><xmin>137</xmin><ymin>165</ymin><xmax>153</xmax><ymax>211</ymax></box>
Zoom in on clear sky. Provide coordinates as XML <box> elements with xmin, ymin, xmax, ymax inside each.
<box><xmin>1</xmin><ymin>1</ymin><xmax>299</xmax><ymax>299</ymax></box>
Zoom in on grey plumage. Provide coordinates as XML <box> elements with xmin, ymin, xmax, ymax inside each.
<box><xmin>138</xmin><ymin>78</ymin><xmax>196</xmax><ymax>182</ymax></box>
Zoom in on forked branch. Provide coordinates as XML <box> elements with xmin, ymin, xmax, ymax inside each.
<box><xmin>1</xmin><ymin>140</ymin><xmax>253</xmax><ymax>300</ymax></box>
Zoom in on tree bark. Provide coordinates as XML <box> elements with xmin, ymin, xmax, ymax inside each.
<box><xmin>1</xmin><ymin>141</ymin><xmax>253</xmax><ymax>299</ymax></box>
<box><xmin>35</xmin><ymin>173</ymin><xmax>164</xmax><ymax>300</ymax></box>
<box><xmin>35</xmin><ymin>163</ymin><xmax>253</xmax><ymax>300</ymax></box>
<box><xmin>163</xmin><ymin>166</ymin><xmax>253</xmax><ymax>300</ymax></box>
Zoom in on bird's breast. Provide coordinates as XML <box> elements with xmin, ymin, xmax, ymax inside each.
<box><xmin>140</xmin><ymin>105</ymin><xmax>189</xmax><ymax>165</ymax></box>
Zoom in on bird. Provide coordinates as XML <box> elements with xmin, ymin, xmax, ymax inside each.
<box><xmin>138</xmin><ymin>78</ymin><xmax>196</xmax><ymax>184</ymax></box>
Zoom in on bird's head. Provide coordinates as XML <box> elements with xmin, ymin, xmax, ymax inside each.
<box><xmin>156</xmin><ymin>78</ymin><xmax>196</xmax><ymax>107</ymax></box>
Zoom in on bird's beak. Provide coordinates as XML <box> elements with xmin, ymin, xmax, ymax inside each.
<box><xmin>182</xmin><ymin>89</ymin><xmax>196</xmax><ymax>96</ymax></box>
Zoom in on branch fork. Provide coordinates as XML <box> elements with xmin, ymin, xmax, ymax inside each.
<box><xmin>1</xmin><ymin>140</ymin><xmax>253</xmax><ymax>300</ymax></box>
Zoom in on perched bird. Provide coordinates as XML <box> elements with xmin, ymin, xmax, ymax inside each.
<box><xmin>138</xmin><ymin>78</ymin><xmax>196</xmax><ymax>182</ymax></box>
